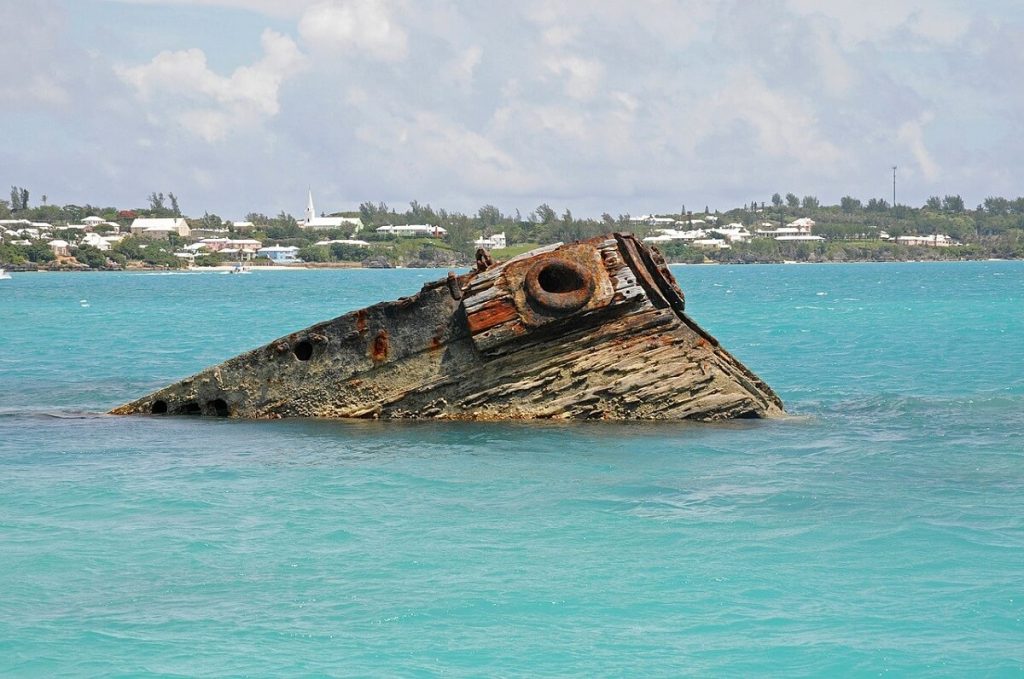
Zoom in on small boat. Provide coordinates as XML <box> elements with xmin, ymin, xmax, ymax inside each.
<box><xmin>112</xmin><ymin>234</ymin><xmax>784</xmax><ymax>421</ymax></box>
<box><xmin>0</xmin><ymin>268</ymin><xmax>11</xmax><ymax>280</ymax></box>
<box><xmin>222</xmin><ymin>263</ymin><xmax>251</xmax><ymax>275</ymax></box>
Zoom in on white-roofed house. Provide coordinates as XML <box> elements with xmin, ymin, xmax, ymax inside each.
<box><xmin>473</xmin><ymin>232</ymin><xmax>506</xmax><ymax>250</ymax></box>
<box><xmin>757</xmin><ymin>217</ymin><xmax>822</xmax><ymax>241</ymax></box>
<box><xmin>258</xmin><ymin>245</ymin><xmax>301</xmax><ymax>263</ymax></box>
<box><xmin>376</xmin><ymin>224</ymin><xmax>447</xmax><ymax>237</ymax></box>
<box><xmin>197</xmin><ymin>238</ymin><xmax>263</xmax><ymax>253</ymax></box>
<box><xmin>314</xmin><ymin>239</ymin><xmax>370</xmax><ymax>247</ymax></box>
<box><xmin>786</xmin><ymin>217</ymin><xmax>816</xmax><ymax>233</ymax></box>
<box><xmin>641</xmin><ymin>228</ymin><xmax>706</xmax><ymax>243</ymax></box>
<box><xmin>714</xmin><ymin>224</ymin><xmax>752</xmax><ymax>243</ymax></box>
<box><xmin>692</xmin><ymin>238</ymin><xmax>730</xmax><ymax>250</ymax></box>
<box><xmin>897</xmin><ymin>234</ymin><xmax>954</xmax><ymax>247</ymax></box>
<box><xmin>48</xmin><ymin>239</ymin><xmax>70</xmax><ymax>256</ymax></box>
<box><xmin>130</xmin><ymin>218</ymin><xmax>191</xmax><ymax>239</ymax></box>
<box><xmin>80</xmin><ymin>232</ymin><xmax>111</xmax><ymax>251</ymax></box>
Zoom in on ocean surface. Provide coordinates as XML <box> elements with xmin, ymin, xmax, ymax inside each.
<box><xmin>1</xmin><ymin>262</ymin><xmax>1021</xmax><ymax>676</ymax></box>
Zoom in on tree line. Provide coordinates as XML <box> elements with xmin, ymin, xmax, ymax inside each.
<box><xmin>4</xmin><ymin>188</ymin><xmax>1024</xmax><ymax>268</ymax></box>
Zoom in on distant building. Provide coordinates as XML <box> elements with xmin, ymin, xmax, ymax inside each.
<box><xmin>48</xmin><ymin>239</ymin><xmax>70</xmax><ymax>256</ymax></box>
<box><xmin>897</xmin><ymin>234</ymin><xmax>954</xmax><ymax>247</ymax></box>
<box><xmin>130</xmin><ymin>217</ymin><xmax>191</xmax><ymax>239</ymax></box>
<box><xmin>303</xmin><ymin>191</ymin><xmax>364</xmax><ymax>231</ymax></box>
<box><xmin>756</xmin><ymin>217</ymin><xmax>822</xmax><ymax>241</ymax></box>
<box><xmin>473</xmin><ymin>232</ymin><xmax>506</xmax><ymax>250</ymax></box>
<box><xmin>774</xmin><ymin>234</ymin><xmax>824</xmax><ymax>242</ymax></box>
<box><xmin>714</xmin><ymin>224</ymin><xmax>752</xmax><ymax>243</ymax></box>
<box><xmin>80</xmin><ymin>232</ymin><xmax>111</xmax><ymax>251</ymax></box>
<box><xmin>692</xmin><ymin>238</ymin><xmax>730</xmax><ymax>250</ymax></box>
<box><xmin>314</xmin><ymin>239</ymin><xmax>370</xmax><ymax>247</ymax></box>
<box><xmin>258</xmin><ymin>245</ymin><xmax>301</xmax><ymax>263</ymax></box>
<box><xmin>642</xmin><ymin>228</ymin><xmax>708</xmax><ymax>244</ymax></box>
<box><xmin>197</xmin><ymin>238</ymin><xmax>263</xmax><ymax>253</ymax></box>
<box><xmin>629</xmin><ymin>215</ymin><xmax>677</xmax><ymax>227</ymax></box>
<box><xmin>376</xmin><ymin>224</ymin><xmax>447</xmax><ymax>237</ymax></box>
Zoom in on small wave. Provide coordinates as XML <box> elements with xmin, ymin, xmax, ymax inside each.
<box><xmin>0</xmin><ymin>408</ymin><xmax>110</xmax><ymax>420</ymax></box>
<box><xmin>138</xmin><ymin>271</ymin><xmax>211</xmax><ymax>276</ymax></box>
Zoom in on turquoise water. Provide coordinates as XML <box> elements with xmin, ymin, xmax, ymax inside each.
<box><xmin>1</xmin><ymin>263</ymin><xmax>1021</xmax><ymax>676</ymax></box>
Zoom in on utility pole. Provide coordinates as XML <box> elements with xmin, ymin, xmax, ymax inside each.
<box><xmin>892</xmin><ymin>165</ymin><xmax>897</xmax><ymax>207</ymax></box>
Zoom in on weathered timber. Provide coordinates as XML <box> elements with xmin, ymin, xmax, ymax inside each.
<box><xmin>110</xmin><ymin>234</ymin><xmax>784</xmax><ymax>420</ymax></box>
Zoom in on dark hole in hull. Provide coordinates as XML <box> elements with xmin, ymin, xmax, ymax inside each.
<box><xmin>294</xmin><ymin>339</ymin><xmax>313</xmax><ymax>361</ymax></box>
<box><xmin>183</xmin><ymin>402</ymin><xmax>201</xmax><ymax>415</ymax></box>
<box><xmin>736</xmin><ymin>410</ymin><xmax>761</xmax><ymax>419</ymax></box>
<box><xmin>537</xmin><ymin>262</ymin><xmax>585</xmax><ymax>293</ymax></box>
<box><xmin>151</xmin><ymin>400</ymin><xmax>168</xmax><ymax>414</ymax></box>
<box><xmin>209</xmin><ymin>398</ymin><xmax>230</xmax><ymax>417</ymax></box>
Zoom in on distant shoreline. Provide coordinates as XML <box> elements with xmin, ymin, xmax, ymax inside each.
<box><xmin>4</xmin><ymin>257</ymin><xmax>1018</xmax><ymax>275</ymax></box>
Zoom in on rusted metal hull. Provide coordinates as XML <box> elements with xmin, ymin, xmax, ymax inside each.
<box><xmin>110</xmin><ymin>234</ymin><xmax>784</xmax><ymax>420</ymax></box>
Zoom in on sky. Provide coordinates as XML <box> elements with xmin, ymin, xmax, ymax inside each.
<box><xmin>2</xmin><ymin>0</ymin><xmax>1023</xmax><ymax>220</ymax></box>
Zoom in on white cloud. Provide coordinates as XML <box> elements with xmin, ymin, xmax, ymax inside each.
<box><xmin>695</xmin><ymin>71</ymin><xmax>842</xmax><ymax>168</ymax></box>
<box><xmin>898</xmin><ymin>112</ymin><xmax>940</xmax><ymax>181</ymax></box>
<box><xmin>355</xmin><ymin>109</ymin><xmax>539</xmax><ymax>194</ymax></box>
<box><xmin>103</xmin><ymin>0</ymin><xmax>321</xmax><ymax>18</ymax></box>
<box><xmin>116</xmin><ymin>29</ymin><xmax>306</xmax><ymax>141</ymax></box>
<box><xmin>541</xmin><ymin>25</ymin><xmax>579</xmax><ymax>47</ymax></box>
<box><xmin>808</xmin><ymin>20</ymin><xmax>858</xmax><ymax>96</ymax></box>
<box><xmin>545</xmin><ymin>55</ymin><xmax>604</xmax><ymax>100</ymax></box>
<box><xmin>298</xmin><ymin>0</ymin><xmax>408</xmax><ymax>62</ymax></box>
<box><xmin>0</xmin><ymin>2</ymin><xmax>71</xmax><ymax>108</ymax></box>
<box><xmin>909</xmin><ymin>7</ymin><xmax>970</xmax><ymax>44</ymax></box>
<box><xmin>26</xmin><ymin>74</ymin><xmax>71</xmax><ymax>106</ymax></box>
<box><xmin>786</xmin><ymin>0</ymin><xmax>969</xmax><ymax>48</ymax></box>
<box><xmin>440</xmin><ymin>45</ymin><xmax>483</xmax><ymax>90</ymax></box>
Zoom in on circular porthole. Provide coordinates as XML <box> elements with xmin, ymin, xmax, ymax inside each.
<box><xmin>294</xmin><ymin>339</ymin><xmax>313</xmax><ymax>361</ymax></box>
<box><xmin>524</xmin><ymin>258</ymin><xmax>595</xmax><ymax>313</ymax></box>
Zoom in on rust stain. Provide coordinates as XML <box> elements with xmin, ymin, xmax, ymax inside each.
<box><xmin>466</xmin><ymin>299</ymin><xmax>518</xmax><ymax>333</ymax></box>
<box><xmin>370</xmin><ymin>330</ymin><xmax>390</xmax><ymax>362</ymax></box>
<box><xmin>355</xmin><ymin>309</ymin><xmax>368</xmax><ymax>333</ymax></box>
<box><xmin>446</xmin><ymin>271</ymin><xmax>463</xmax><ymax>300</ymax></box>
<box><xmin>476</xmin><ymin>248</ymin><xmax>496</xmax><ymax>271</ymax></box>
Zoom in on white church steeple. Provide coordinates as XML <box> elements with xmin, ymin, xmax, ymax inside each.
<box><xmin>305</xmin><ymin>188</ymin><xmax>315</xmax><ymax>224</ymax></box>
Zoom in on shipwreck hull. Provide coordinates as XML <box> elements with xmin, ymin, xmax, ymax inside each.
<box><xmin>111</xmin><ymin>234</ymin><xmax>784</xmax><ymax>420</ymax></box>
